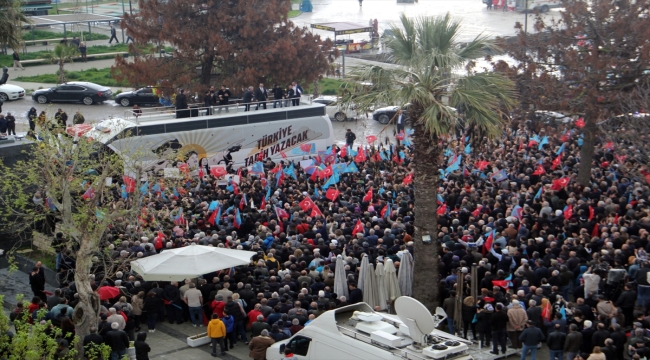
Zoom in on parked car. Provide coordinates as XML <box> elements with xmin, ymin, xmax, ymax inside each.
<box><xmin>115</xmin><ymin>86</ymin><xmax>159</xmax><ymax>107</ymax></box>
<box><xmin>0</xmin><ymin>83</ymin><xmax>26</xmax><ymax>102</ymax></box>
<box><xmin>372</xmin><ymin>105</ymin><xmax>410</xmax><ymax>124</ymax></box>
<box><xmin>313</xmin><ymin>95</ymin><xmax>358</xmax><ymax>121</ymax></box>
<box><xmin>32</xmin><ymin>82</ymin><xmax>112</xmax><ymax>105</ymax></box>
<box><xmin>534</xmin><ymin>110</ymin><xmax>572</xmax><ymax>123</ymax></box>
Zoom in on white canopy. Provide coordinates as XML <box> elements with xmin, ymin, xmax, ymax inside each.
<box><xmin>130</xmin><ymin>244</ymin><xmax>255</xmax><ymax>281</ymax></box>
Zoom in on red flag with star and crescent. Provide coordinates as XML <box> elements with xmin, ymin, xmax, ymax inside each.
<box><xmin>403</xmin><ymin>173</ymin><xmax>413</xmax><ymax>185</ymax></box>
<box><xmin>551</xmin><ymin>177</ymin><xmax>570</xmax><ymax>191</ymax></box>
<box><xmin>533</xmin><ymin>165</ymin><xmax>545</xmax><ymax>176</ymax></box>
<box><xmin>589</xmin><ymin>206</ymin><xmax>595</xmax><ymax>220</ymax></box>
<box><xmin>552</xmin><ymin>155</ymin><xmax>562</xmax><ymax>170</ymax></box>
<box><xmin>575</xmin><ymin>118</ymin><xmax>585</xmax><ymax>128</ymax></box>
<box><xmin>362</xmin><ymin>187</ymin><xmax>373</xmax><ymax>202</ymax></box>
<box><xmin>352</xmin><ymin>219</ymin><xmax>364</xmax><ymax>236</ymax></box>
<box><xmin>326</xmin><ymin>188</ymin><xmax>340</xmax><ymax>201</ymax></box>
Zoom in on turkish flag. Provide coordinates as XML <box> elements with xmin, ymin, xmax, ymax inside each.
<box><xmin>372</xmin><ymin>152</ymin><xmax>381</xmax><ymax>162</ymax></box>
<box><xmin>551</xmin><ymin>177</ymin><xmax>570</xmax><ymax>191</ymax></box>
<box><xmin>260</xmin><ymin>196</ymin><xmax>266</xmax><ymax>210</ymax></box>
<box><xmin>324</xmin><ymin>153</ymin><xmax>336</xmax><ymax>164</ymax></box>
<box><xmin>532</xmin><ymin>165</ymin><xmax>545</xmax><ymax>176</ymax></box>
<box><xmin>564</xmin><ymin>205</ymin><xmax>573</xmax><ymax>220</ymax></box>
<box><xmin>320</xmin><ymin>166</ymin><xmax>333</xmax><ymax>178</ymax></box>
<box><xmin>355</xmin><ymin>148</ymin><xmax>367</xmax><ymax>163</ymax></box>
<box><xmin>604</xmin><ymin>142</ymin><xmax>615</xmax><ymax>151</ymax></box>
<box><xmin>239</xmin><ymin>196</ymin><xmax>246</xmax><ymax>210</ymax></box>
<box><xmin>311</xmin><ymin>206</ymin><xmax>323</xmax><ymax>217</ymax></box>
<box><xmin>362</xmin><ymin>187</ymin><xmax>373</xmax><ymax>202</ymax></box>
<box><xmin>208</xmin><ymin>209</ymin><xmax>218</xmax><ymax>226</ymax></box>
<box><xmin>472</xmin><ymin>206</ymin><xmax>482</xmax><ymax>218</ymax></box>
<box><xmin>366</xmin><ymin>135</ymin><xmax>377</xmax><ymax>143</ymax></box>
<box><xmin>575</xmin><ymin>118</ymin><xmax>585</xmax><ymax>128</ymax></box>
<box><xmin>339</xmin><ymin>146</ymin><xmax>347</xmax><ymax>158</ymax></box>
<box><xmin>403</xmin><ymin>173</ymin><xmax>413</xmax><ymax>185</ymax></box>
<box><xmin>560</xmin><ymin>130</ymin><xmax>570</xmax><ymax>143</ymax></box>
<box><xmin>257</xmin><ymin>152</ymin><xmax>265</xmax><ymax>162</ymax></box>
<box><xmin>591</xmin><ymin>223</ymin><xmax>600</xmax><ymax>237</ymax></box>
<box><xmin>269</xmin><ymin>165</ymin><xmax>281</xmax><ymax>174</ymax></box>
<box><xmin>476</xmin><ymin>161</ymin><xmax>489</xmax><ymax>171</ymax></box>
<box><xmin>395</xmin><ymin>132</ymin><xmax>405</xmax><ymax>141</ymax></box>
<box><xmin>552</xmin><ymin>155</ymin><xmax>562</xmax><ymax>170</ymax></box>
<box><xmin>299</xmin><ymin>197</ymin><xmax>314</xmax><ymax>212</ymax></box>
<box><xmin>300</xmin><ymin>143</ymin><xmax>312</xmax><ymax>153</ymax></box>
<box><xmin>589</xmin><ymin>206</ymin><xmax>594</xmax><ymax>220</ymax></box>
<box><xmin>210</xmin><ymin>167</ymin><xmax>227</xmax><ymax>177</ymax></box>
<box><xmin>614</xmin><ymin>154</ymin><xmax>626</xmax><ymax>163</ymax></box>
<box><xmin>123</xmin><ymin>175</ymin><xmax>136</xmax><ymax>193</ymax></box>
<box><xmin>528</xmin><ymin>140</ymin><xmax>538</xmax><ymax>148</ymax></box>
<box><xmin>352</xmin><ymin>219</ymin><xmax>364</xmax><ymax>236</ymax></box>
<box><xmin>326</xmin><ymin>188</ymin><xmax>340</xmax><ymax>201</ymax></box>
<box><xmin>381</xmin><ymin>205</ymin><xmax>389</xmax><ymax>218</ymax></box>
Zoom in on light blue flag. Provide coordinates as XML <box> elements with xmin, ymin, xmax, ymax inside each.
<box><xmin>465</xmin><ymin>136</ymin><xmax>469</xmax><ymax>142</ymax></box>
<box><xmin>152</xmin><ymin>183</ymin><xmax>161</xmax><ymax>192</ymax></box>
<box><xmin>139</xmin><ymin>181</ymin><xmax>149</xmax><ymax>194</ymax></box>
<box><xmin>531</xmin><ymin>134</ymin><xmax>540</xmax><ymax>143</ymax></box>
<box><xmin>402</xmin><ymin>139</ymin><xmax>411</xmax><ymax>146</ymax></box>
<box><xmin>444</xmin><ymin>148</ymin><xmax>453</xmax><ymax>157</ymax></box>
<box><xmin>314</xmin><ymin>188</ymin><xmax>320</xmax><ymax>198</ymax></box>
<box><xmin>538</xmin><ymin>136</ymin><xmax>549</xmax><ymax>150</ymax></box>
<box><xmin>284</xmin><ymin>163</ymin><xmax>297</xmax><ymax>180</ymax></box>
<box><xmin>399</xmin><ymin>151</ymin><xmax>405</xmax><ymax>160</ymax></box>
<box><xmin>406</xmin><ymin>128</ymin><xmax>415</xmax><ymax>135</ymax></box>
<box><xmin>332</xmin><ymin>163</ymin><xmax>347</xmax><ymax>173</ymax></box>
<box><xmin>437</xmin><ymin>194</ymin><xmax>445</xmax><ymax>203</ymax></box>
<box><xmin>464</xmin><ymin>143</ymin><xmax>471</xmax><ymax>154</ymax></box>
<box><xmin>251</xmin><ymin>162</ymin><xmax>264</xmax><ymax>174</ymax></box>
<box><xmin>121</xmin><ymin>185</ymin><xmax>128</xmax><ymax>199</ymax></box>
<box><xmin>321</xmin><ymin>176</ymin><xmax>336</xmax><ymax>190</ymax></box>
<box><xmin>380</xmin><ymin>151</ymin><xmax>388</xmax><ymax>161</ymax></box>
<box><xmin>556</xmin><ymin>143</ymin><xmax>565</xmax><ymax>155</ymax></box>
<box><xmin>209</xmin><ymin>200</ymin><xmax>219</xmax><ymax>211</ymax></box>
<box><xmin>491</xmin><ymin>169</ymin><xmax>508</xmax><ymax>182</ymax></box>
<box><xmin>578</xmin><ymin>134</ymin><xmax>584</xmax><ymax>147</ymax></box>
<box><xmin>378</xmin><ymin>188</ymin><xmax>385</xmax><ymax>196</ymax></box>
<box><xmin>345</xmin><ymin>162</ymin><xmax>359</xmax><ymax>173</ymax></box>
<box><xmin>349</xmin><ymin>147</ymin><xmax>358</xmax><ymax>157</ymax></box>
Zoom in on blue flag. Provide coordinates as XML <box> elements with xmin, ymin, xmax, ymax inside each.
<box><xmin>225</xmin><ymin>205</ymin><xmax>234</xmax><ymax>214</ymax></box>
<box><xmin>578</xmin><ymin>134</ymin><xmax>584</xmax><ymax>147</ymax></box>
<box><xmin>152</xmin><ymin>183</ymin><xmax>161</xmax><ymax>193</ymax></box>
<box><xmin>209</xmin><ymin>200</ymin><xmax>219</xmax><ymax>211</ymax></box>
<box><xmin>349</xmin><ymin>147</ymin><xmax>358</xmax><ymax>157</ymax></box>
<box><xmin>407</xmin><ymin>128</ymin><xmax>415</xmax><ymax>135</ymax></box>
<box><xmin>380</xmin><ymin>151</ymin><xmax>388</xmax><ymax>161</ymax></box>
<box><xmin>556</xmin><ymin>143</ymin><xmax>565</xmax><ymax>155</ymax></box>
<box><xmin>121</xmin><ymin>185</ymin><xmax>128</xmax><ymax>199</ymax></box>
<box><xmin>464</xmin><ymin>143</ymin><xmax>471</xmax><ymax>154</ymax></box>
<box><xmin>399</xmin><ymin>151</ymin><xmax>405</xmax><ymax>159</ymax></box>
<box><xmin>345</xmin><ymin>162</ymin><xmax>359</xmax><ymax>173</ymax></box>
<box><xmin>139</xmin><ymin>181</ymin><xmax>149</xmax><ymax>194</ymax></box>
<box><xmin>531</xmin><ymin>134</ymin><xmax>540</xmax><ymax>143</ymax></box>
<box><xmin>215</xmin><ymin>206</ymin><xmax>222</xmax><ymax>225</ymax></box>
<box><xmin>538</xmin><ymin>136</ymin><xmax>549</xmax><ymax>150</ymax></box>
<box><xmin>534</xmin><ymin>187</ymin><xmax>542</xmax><ymax>200</ymax></box>
<box><xmin>491</xmin><ymin>169</ymin><xmax>508</xmax><ymax>182</ymax></box>
<box><xmin>265</xmin><ymin>187</ymin><xmax>271</xmax><ymax>201</ymax></box>
<box><xmin>314</xmin><ymin>188</ymin><xmax>320</xmax><ymax>198</ymax></box>
<box><xmin>284</xmin><ymin>163</ymin><xmax>297</xmax><ymax>180</ymax></box>
<box><xmin>251</xmin><ymin>162</ymin><xmax>264</xmax><ymax>174</ymax></box>
<box><xmin>402</xmin><ymin>138</ymin><xmax>411</xmax><ymax>146</ymax></box>
<box><xmin>378</xmin><ymin>188</ymin><xmax>385</xmax><ymax>196</ymax></box>
<box><xmin>96</xmin><ymin>209</ymin><xmax>105</xmax><ymax>220</ymax></box>
<box><xmin>173</xmin><ymin>187</ymin><xmax>180</xmax><ymax>198</ymax></box>
<box><xmin>437</xmin><ymin>194</ymin><xmax>445</xmax><ymax>204</ymax></box>
<box><xmin>444</xmin><ymin>148</ymin><xmax>453</xmax><ymax>157</ymax></box>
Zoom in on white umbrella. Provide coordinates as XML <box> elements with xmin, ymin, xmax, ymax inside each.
<box><xmin>333</xmin><ymin>255</ymin><xmax>349</xmax><ymax>300</ymax></box>
<box><xmin>130</xmin><ymin>244</ymin><xmax>255</xmax><ymax>281</ymax></box>
<box><xmin>384</xmin><ymin>258</ymin><xmax>401</xmax><ymax>302</ymax></box>
<box><xmin>359</xmin><ymin>255</ymin><xmax>378</xmax><ymax>308</ymax></box>
<box><xmin>397</xmin><ymin>252</ymin><xmax>414</xmax><ymax>297</ymax></box>
<box><xmin>375</xmin><ymin>262</ymin><xmax>388</xmax><ymax>311</ymax></box>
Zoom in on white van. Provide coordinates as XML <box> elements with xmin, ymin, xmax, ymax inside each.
<box><xmin>266</xmin><ymin>297</ymin><xmax>473</xmax><ymax>360</ymax></box>
<box><xmin>83</xmin><ymin>99</ymin><xmax>334</xmax><ymax>176</ymax></box>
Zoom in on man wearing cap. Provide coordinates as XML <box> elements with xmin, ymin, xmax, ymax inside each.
<box><xmin>105</xmin><ymin>321</ymin><xmax>130</xmax><ymax>360</ymax></box>
<box><xmin>519</xmin><ymin>320</ymin><xmax>545</xmax><ymax>360</ymax></box>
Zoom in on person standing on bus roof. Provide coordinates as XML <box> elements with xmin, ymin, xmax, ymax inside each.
<box><xmin>204</xmin><ymin>90</ymin><xmax>213</xmax><ymax>115</ymax></box>
<box><xmin>176</xmin><ymin>89</ymin><xmax>189</xmax><ymax>119</ymax></box>
<box><xmin>291</xmin><ymin>82</ymin><xmax>303</xmax><ymax>106</ymax></box>
<box><xmin>243</xmin><ymin>87</ymin><xmax>254</xmax><ymax>112</ymax></box>
<box><xmin>272</xmin><ymin>84</ymin><xmax>284</xmax><ymax>109</ymax></box>
<box><xmin>216</xmin><ymin>85</ymin><xmax>231</xmax><ymax>113</ymax></box>
<box><xmin>254</xmin><ymin>83</ymin><xmax>268</xmax><ymax>110</ymax></box>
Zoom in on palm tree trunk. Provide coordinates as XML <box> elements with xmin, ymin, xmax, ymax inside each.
<box><xmin>411</xmin><ymin>123</ymin><xmax>440</xmax><ymax>311</ymax></box>
<box><xmin>59</xmin><ymin>61</ymin><xmax>65</xmax><ymax>84</ymax></box>
<box><xmin>577</xmin><ymin>112</ymin><xmax>597</xmax><ymax>186</ymax></box>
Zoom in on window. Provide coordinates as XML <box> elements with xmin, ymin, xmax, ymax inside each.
<box><xmin>140</xmin><ymin>88</ymin><xmax>153</xmax><ymax>94</ymax></box>
<box><xmin>288</xmin><ymin>336</ymin><xmax>311</xmax><ymax>357</ymax></box>
<box><xmin>68</xmin><ymin>86</ymin><xmax>85</xmax><ymax>91</ymax></box>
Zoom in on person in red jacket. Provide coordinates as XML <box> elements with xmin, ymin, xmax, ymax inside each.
<box><xmin>247</xmin><ymin>304</ymin><xmax>264</xmax><ymax>328</ymax></box>
<box><xmin>211</xmin><ymin>294</ymin><xmax>226</xmax><ymax>318</ymax></box>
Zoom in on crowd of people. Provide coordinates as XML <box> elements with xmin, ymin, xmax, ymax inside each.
<box><xmin>6</xmin><ymin>110</ymin><xmax>650</xmax><ymax>360</ymax></box>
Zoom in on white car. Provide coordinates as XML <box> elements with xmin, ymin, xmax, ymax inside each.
<box><xmin>0</xmin><ymin>83</ymin><xmax>26</xmax><ymax>102</ymax></box>
<box><xmin>313</xmin><ymin>95</ymin><xmax>357</xmax><ymax>121</ymax></box>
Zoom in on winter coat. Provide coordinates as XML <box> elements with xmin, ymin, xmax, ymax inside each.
<box><xmin>519</xmin><ymin>326</ymin><xmax>545</xmax><ymax>346</ymax></box>
<box><xmin>222</xmin><ymin>315</ymin><xmax>235</xmax><ymax>333</ymax></box>
<box><xmin>564</xmin><ymin>331</ymin><xmax>583</xmax><ymax>353</ymax></box>
<box><xmin>248</xmin><ymin>336</ymin><xmax>275</xmax><ymax>360</ymax></box>
<box><xmin>506</xmin><ymin>306</ymin><xmax>528</xmax><ymax>331</ymax></box>
<box><xmin>131</xmin><ymin>296</ymin><xmax>143</xmax><ymax>316</ymax></box>
<box><xmin>462</xmin><ymin>304</ymin><xmax>476</xmax><ymax>323</ymax></box>
<box><xmin>225</xmin><ymin>301</ymin><xmax>245</xmax><ymax>322</ymax></box>
<box><xmin>476</xmin><ymin>310</ymin><xmax>493</xmax><ymax>333</ymax></box>
<box><xmin>143</xmin><ymin>296</ymin><xmax>163</xmax><ymax>313</ymax></box>
<box><xmin>547</xmin><ymin>330</ymin><xmax>567</xmax><ymax>351</ymax></box>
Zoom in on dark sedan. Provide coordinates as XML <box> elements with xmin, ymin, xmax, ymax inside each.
<box><xmin>32</xmin><ymin>82</ymin><xmax>112</xmax><ymax>105</ymax></box>
<box><xmin>115</xmin><ymin>87</ymin><xmax>159</xmax><ymax>107</ymax></box>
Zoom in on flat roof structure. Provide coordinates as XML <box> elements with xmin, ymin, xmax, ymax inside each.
<box><xmin>311</xmin><ymin>22</ymin><xmax>373</xmax><ymax>36</ymax></box>
<box><xmin>23</xmin><ymin>13</ymin><xmax>120</xmax><ymax>27</ymax></box>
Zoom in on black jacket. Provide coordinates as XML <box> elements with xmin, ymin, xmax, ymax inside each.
<box><xmin>175</xmin><ymin>93</ymin><xmax>188</xmax><ymax>109</ymax></box>
<box><xmin>547</xmin><ymin>330</ymin><xmax>566</xmax><ymax>351</ymax></box>
<box><xmin>349</xmin><ymin>288</ymin><xmax>363</xmax><ymax>304</ymax></box>
<box><xmin>273</xmin><ymin>87</ymin><xmax>284</xmax><ymax>100</ymax></box>
<box><xmin>345</xmin><ymin>131</ymin><xmax>356</xmax><ymax>144</ymax></box>
<box><xmin>104</xmin><ymin>329</ymin><xmax>129</xmax><ymax>351</ymax></box>
<box><xmin>519</xmin><ymin>326</ymin><xmax>545</xmax><ymax>346</ymax></box>
<box><xmin>615</xmin><ymin>290</ymin><xmax>637</xmax><ymax>308</ymax></box>
<box><xmin>135</xmin><ymin>340</ymin><xmax>151</xmax><ymax>360</ymax></box>
<box><xmin>490</xmin><ymin>310</ymin><xmax>509</xmax><ymax>331</ymax></box>
<box><xmin>243</xmin><ymin>90</ymin><xmax>254</xmax><ymax>103</ymax></box>
<box><xmin>254</xmin><ymin>87</ymin><xmax>267</xmax><ymax>101</ymax></box>
<box><xmin>225</xmin><ymin>300</ymin><xmax>245</xmax><ymax>321</ymax></box>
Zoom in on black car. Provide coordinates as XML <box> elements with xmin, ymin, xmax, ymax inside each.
<box><xmin>115</xmin><ymin>87</ymin><xmax>159</xmax><ymax>107</ymax></box>
<box><xmin>372</xmin><ymin>105</ymin><xmax>410</xmax><ymax>124</ymax></box>
<box><xmin>32</xmin><ymin>82</ymin><xmax>112</xmax><ymax>105</ymax></box>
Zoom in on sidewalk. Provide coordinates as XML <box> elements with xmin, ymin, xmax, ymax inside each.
<box><xmin>9</xmin><ymin>57</ymin><xmax>121</xmax><ymax>77</ymax></box>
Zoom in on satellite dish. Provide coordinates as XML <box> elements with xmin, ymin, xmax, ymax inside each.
<box><xmin>395</xmin><ymin>296</ymin><xmax>435</xmax><ymax>346</ymax></box>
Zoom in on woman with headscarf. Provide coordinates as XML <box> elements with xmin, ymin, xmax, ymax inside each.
<box><xmin>462</xmin><ymin>296</ymin><xmax>477</xmax><ymax>340</ymax></box>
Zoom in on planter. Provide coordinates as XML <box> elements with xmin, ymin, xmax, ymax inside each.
<box><xmin>127</xmin><ymin>346</ymin><xmax>136</xmax><ymax>360</ymax></box>
<box><xmin>186</xmin><ymin>333</ymin><xmax>210</xmax><ymax>347</ymax></box>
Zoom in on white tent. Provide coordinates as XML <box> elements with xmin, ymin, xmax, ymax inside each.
<box><xmin>397</xmin><ymin>252</ymin><xmax>414</xmax><ymax>297</ymax></box>
<box><xmin>333</xmin><ymin>255</ymin><xmax>349</xmax><ymax>300</ymax></box>
<box><xmin>130</xmin><ymin>244</ymin><xmax>255</xmax><ymax>281</ymax></box>
<box><xmin>375</xmin><ymin>262</ymin><xmax>388</xmax><ymax>311</ymax></box>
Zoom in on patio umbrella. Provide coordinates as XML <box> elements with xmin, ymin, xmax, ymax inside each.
<box><xmin>360</xmin><ymin>255</ymin><xmax>378</xmax><ymax>308</ymax></box>
<box><xmin>384</xmin><ymin>258</ymin><xmax>401</xmax><ymax>303</ymax></box>
<box><xmin>130</xmin><ymin>244</ymin><xmax>255</xmax><ymax>281</ymax></box>
<box><xmin>333</xmin><ymin>255</ymin><xmax>349</xmax><ymax>300</ymax></box>
<box><xmin>97</xmin><ymin>286</ymin><xmax>120</xmax><ymax>300</ymax></box>
<box><xmin>397</xmin><ymin>252</ymin><xmax>414</xmax><ymax>297</ymax></box>
<box><xmin>375</xmin><ymin>262</ymin><xmax>388</xmax><ymax>311</ymax></box>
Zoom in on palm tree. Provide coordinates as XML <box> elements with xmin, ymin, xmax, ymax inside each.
<box><xmin>343</xmin><ymin>13</ymin><xmax>517</xmax><ymax>311</ymax></box>
<box><xmin>43</xmin><ymin>44</ymin><xmax>78</xmax><ymax>84</ymax></box>
<box><xmin>0</xmin><ymin>0</ymin><xmax>31</xmax><ymax>51</ymax></box>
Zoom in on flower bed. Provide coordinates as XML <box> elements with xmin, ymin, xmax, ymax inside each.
<box><xmin>187</xmin><ymin>332</ymin><xmax>210</xmax><ymax>347</ymax></box>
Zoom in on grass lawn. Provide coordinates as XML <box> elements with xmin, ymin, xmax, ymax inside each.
<box><xmin>16</xmin><ymin>67</ymin><xmax>128</xmax><ymax>87</ymax></box>
<box><xmin>22</xmin><ymin>30</ymin><xmax>108</xmax><ymax>42</ymax></box>
<box><xmin>317</xmin><ymin>78</ymin><xmax>345</xmax><ymax>95</ymax></box>
<box><xmin>15</xmin><ymin>248</ymin><xmax>57</xmax><ymax>270</ymax></box>
<box><xmin>0</xmin><ymin>44</ymin><xmax>130</xmax><ymax>67</ymax></box>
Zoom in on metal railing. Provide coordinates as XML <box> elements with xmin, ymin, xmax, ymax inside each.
<box><xmin>123</xmin><ymin>96</ymin><xmax>314</xmax><ymax>123</ymax></box>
